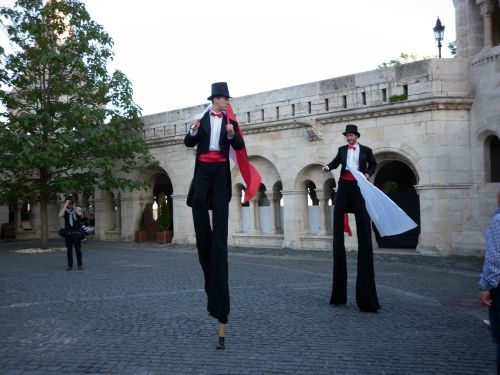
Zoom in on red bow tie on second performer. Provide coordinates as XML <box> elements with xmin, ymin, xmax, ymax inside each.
<box><xmin>348</xmin><ymin>145</ymin><xmax>356</xmax><ymax>150</ymax></box>
<box><xmin>210</xmin><ymin>111</ymin><xmax>223</xmax><ymax>118</ymax></box>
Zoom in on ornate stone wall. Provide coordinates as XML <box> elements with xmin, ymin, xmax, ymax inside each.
<box><xmin>134</xmin><ymin>57</ymin><xmax>487</xmax><ymax>255</ymax></box>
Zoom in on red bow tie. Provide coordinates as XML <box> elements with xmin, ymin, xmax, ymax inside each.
<box><xmin>210</xmin><ymin>111</ymin><xmax>223</xmax><ymax>118</ymax></box>
<box><xmin>348</xmin><ymin>145</ymin><xmax>356</xmax><ymax>150</ymax></box>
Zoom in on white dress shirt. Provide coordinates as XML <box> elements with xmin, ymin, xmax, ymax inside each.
<box><xmin>208</xmin><ymin>112</ymin><xmax>222</xmax><ymax>151</ymax></box>
<box><xmin>346</xmin><ymin>143</ymin><xmax>360</xmax><ymax>172</ymax></box>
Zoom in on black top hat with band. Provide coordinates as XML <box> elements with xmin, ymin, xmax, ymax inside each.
<box><xmin>342</xmin><ymin>124</ymin><xmax>360</xmax><ymax>138</ymax></box>
<box><xmin>207</xmin><ymin>82</ymin><xmax>231</xmax><ymax>101</ymax></box>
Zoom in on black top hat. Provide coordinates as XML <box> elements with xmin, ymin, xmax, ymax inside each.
<box><xmin>342</xmin><ymin>124</ymin><xmax>360</xmax><ymax>137</ymax></box>
<box><xmin>207</xmin><ymin>82</ymin><xmax>231</xmax><ymax>101</ymax></box>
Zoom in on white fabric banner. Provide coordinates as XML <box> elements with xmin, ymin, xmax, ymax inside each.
<box><xmin>350</xmin><ymin>170</ymin><xmax>418</xmax><ymax>237</ymax></box>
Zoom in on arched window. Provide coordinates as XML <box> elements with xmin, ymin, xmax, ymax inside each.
<box><xmin>489</xmin><ymin>136</ymin><xmax>500</xmax><ymax>182</ymax></box>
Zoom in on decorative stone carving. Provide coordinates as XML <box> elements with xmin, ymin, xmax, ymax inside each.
<box><xmin>305</xmin><ymin>119</ymin><xmax>323</xmax><ymax>141</ymax></box>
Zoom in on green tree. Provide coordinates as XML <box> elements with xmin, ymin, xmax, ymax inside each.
<box><xmin>0</xmin><ymin>0</ymin><xmax>157</xmax><ymax>248</ymax></box>
<box><xmin>377</xmin><ymin>52</ymin><xmax>434</xmax><ymax>69</ymax></box>
<box><xmin>448</xmin><ymin>41</ymin><xmax>457</xmax><ymax>56</ymax></box>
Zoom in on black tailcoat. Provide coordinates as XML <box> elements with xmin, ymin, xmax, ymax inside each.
<box><xmin>185</xmin><ymin>111</ymin><xmax>244</xmax><ymax>207</ymax></box>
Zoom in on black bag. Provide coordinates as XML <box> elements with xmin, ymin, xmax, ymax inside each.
<box><xmin>67</xmin><ymin>228</ymin><xmax>87</xmax><ymax>240</ymax></box>
<box><xmin>59</xmin><ymin>227</ymin><xmax>86</xmax><ymax>240</ymax></box>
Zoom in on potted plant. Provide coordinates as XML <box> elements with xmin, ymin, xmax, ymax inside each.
<box><xmin>157</xmin><ymin>199</ymin><xmax>173</xmax><ymax>244</ymax></box>
<box><xmin>134</xmin><ymin>206</ymin><xmax>147</xmax><ymax>243</ymax></box>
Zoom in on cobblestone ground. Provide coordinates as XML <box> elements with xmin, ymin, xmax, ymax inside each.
<box><xmin>0</xmin><ymin>239</ymin><xmax>492</xmax><ymax>374</ymax></box>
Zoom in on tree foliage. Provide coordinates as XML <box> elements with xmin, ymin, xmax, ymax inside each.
<box><xmin>377</xmin><ymin>52</ymin><xmax>434</xmax><ymax>69</ymax></box>
<box><xmin>0</xmin><ymin>0</ymin><xmax>157</xmax><ymax>247</ymax></box>
<box><xmin>448</xmin><ymin>41</ymin><xmax>457</xmax><ymax>56</ymax></box>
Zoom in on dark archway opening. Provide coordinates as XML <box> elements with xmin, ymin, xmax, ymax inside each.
<box><xmin>150</xmin><ymin>172</ymin><xmax>174</xmax><ymax>242</ymax></box>
<box><xmin>374</xmin><ymin>161</ymin><xmax>420</xmax><ymax>249</ymax></box>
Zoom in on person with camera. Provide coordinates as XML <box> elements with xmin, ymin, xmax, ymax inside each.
<box><xmin>58</xmin><ymin>197</ymin><xmax>84</xmax><ymax>271</ymax></box>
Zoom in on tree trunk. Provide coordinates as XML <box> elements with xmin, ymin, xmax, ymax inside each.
<box><xmin>40</xmin><ymin>190</ymin><xmax>49</xmax><ymax>250</ymax></box>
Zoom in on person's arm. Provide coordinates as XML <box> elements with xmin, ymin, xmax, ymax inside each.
<box><xmin>323</xmin><ymin>148</ymin><xmax>342</xmax><ymax>172</ymax></box>
<box><xmin>184</xmin><ymin>120</ymin><xmax>200</xmax><ymax>147</ymax></box>
<box><xmin>479</xmin><ymin>220</ymin><xmax>500</xmax><ymax>305</ymax></box>
<box><xmin>228</xmin><ymin>121</ymin><xmax>244</xmax><ymax>150</ymax></box>
<box><xmin>58</xmin><ymin>200</ymin><xmax>69</xmax><ymax>218</ymax></box>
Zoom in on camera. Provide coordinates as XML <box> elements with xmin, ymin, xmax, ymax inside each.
<box><xmin>65</xmin><ymin>196</ymin><xmax>74</xmax><ymax>204</ymax></box>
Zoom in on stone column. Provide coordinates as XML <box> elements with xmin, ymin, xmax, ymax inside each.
<box><xmin>229</xmin><ymin>188</ymin><xmax>243</xmax><ymax>235</ymax></box>
<box><xmin>171</xmin><ymin>193</ymin><xmax>194</xmax><ymax>245</ymax></box>
<box><xmin>120</xmin><ymin>190</ymin><xmax>144</xmax><ymax>242</ymax></box>
<box><xmin>268</xmin><ymin>191</ymin><xmax>282</xmax><ymax>234</ymax></box>
<box><xmin>479</xmin><ymin>0</ymin><xmax>494</xmax><ymax>48</ymax></box>
<box><xmin>93</xmin><ymin>189</ymin><xmax>116</xmax><ymax>240</ymax></box>
<box><xmin>415</xmin><ymin>184</ymin><xmax>473</xmax><ymax>255</ymax></box>
<box><xmin>316</xmin><ymin>189</ymin><xmax>331</xmax><ymax>235</ymax></box>
<box><xmin>281</xmin><ymin>189</ymin><xmax>308</xmax><ymax>249</ymax></box>
<box><xmin>249</xmin><ymin>192</ymin><xmax>262</xmax><ymax>234</ymax></box>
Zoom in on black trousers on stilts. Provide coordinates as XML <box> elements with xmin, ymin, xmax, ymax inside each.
<box><xmin>191</xmin><ymin>161</ymin><xmax>230</xmax><ymax>324</ymax></box>
<box><xmin>330</xmin><ymin>179</ymin><xmax>380</xmax><ymax>310</ymax></box>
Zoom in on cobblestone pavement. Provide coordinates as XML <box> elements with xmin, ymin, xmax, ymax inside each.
<box><xmin>0</xmin><ymin>239</ymin><xmax>492</xmax><ymax>374</ymax></box>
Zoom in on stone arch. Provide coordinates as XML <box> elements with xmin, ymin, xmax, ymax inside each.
<box><xmin>294</xmin><ymin>164</ymin><xmax>333</xmax><ymax>235</ymax></box>
<box><xmin>117</xmin><ymin>166</ymin><xmax>175</xmax><ymax>242</ymax></box>
<box><xmin>231</xmin><ymin>156</ymin><xmax>282</xmax><ymax>235</ymax></box>
<box><xmin>322</xmin><ymin>178</ymin><xmax>336</xmax><ymax>206</ymax></box>
<box><xmin>477</xmin><ymin>128</ymin><xmax>500</xmax><ymax>181</ymax></box>
<box><xmin>233</xmin><ymin>182</ymin><xmax>247</xmax><ymax>206</ymax></box>
<box><xmin>149</xmin><ymin>169</ymin><xmax>174</xmax><ymax>241</ymax></box>
<box><xmin>372</xmin><ymin>148</ymin><xmax>422</xmax><ymax>186</ymax></box>
<box><xmin>231</xmin><ymin>155</ymin><xmax>280</xmax><ymax>189</ymax></box>
<box><xmin>374</xmin><ymin>161</ymin><xmax>418</xmax><ymax>193</ymax></box>
<box><xmin>485</xmin><ymin>134</ymin><xmax>500</xmax><ymax>182</ymax></box>
<box><xmin>476</xmin><ymin>128</ymin><xmax>499</xmax><ymax>142</ymax></box>
<box><xmin>294</xmin><ymin>163</ymin><xmax>329</xmax><ymax>190</ymax></box>
<box><xmin>304</xmin><ymin>180</ymin><xmax>318</xmax><ymax>206</ymax></box>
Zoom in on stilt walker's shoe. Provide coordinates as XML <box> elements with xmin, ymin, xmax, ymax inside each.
<box><xmin>216</xmin><ymin>323</ymin><xmax>225</xmax><ymax>350</ymax></box>
<box><xmin>217</xmin><ymin>336</ymin><xmax>225</xmax><ymax>350</ymax></box>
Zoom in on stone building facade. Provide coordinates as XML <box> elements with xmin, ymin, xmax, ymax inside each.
<box><xmin>2</xmin><ymin>0</ymin><xmax>499</xmax><ymax>256</ymax></box>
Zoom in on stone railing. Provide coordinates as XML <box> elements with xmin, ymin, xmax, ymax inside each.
<box><xmin>141</xmin><ymin>59</ymin><xmax>469</xmax><ymax>142</ymax></box>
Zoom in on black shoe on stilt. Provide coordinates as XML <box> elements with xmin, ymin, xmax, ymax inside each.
<box><xmin>216</xmin><ymin>322</ymin><xmax>225</xmax><ymax>350</ymax></box>
<box><xmin>216</xmin><ymin>336</ymin><xmax>225</xmax><ymax>350</ymax></box>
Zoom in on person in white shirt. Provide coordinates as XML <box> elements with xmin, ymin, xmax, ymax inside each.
<box><xmin>184</xmin><ymin>82</ymin><xmax>245</xmax><ymax>349</ymax></box>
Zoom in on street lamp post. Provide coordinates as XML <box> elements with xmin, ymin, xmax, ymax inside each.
<box><xmin>433</xmin><ymin>17</ymin><xmax>445</xmax><ymax>58</ymax></box>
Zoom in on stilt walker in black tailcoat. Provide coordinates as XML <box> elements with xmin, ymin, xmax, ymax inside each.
<box><xmin>323</xmin><ymin>124</ymin><xmax>381</xmax><ymax>313</ymax></box>
<box><xmin>185</xmin><ymin>82</ymin><xmax>245</xmax><ymax>349</ymax></box>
